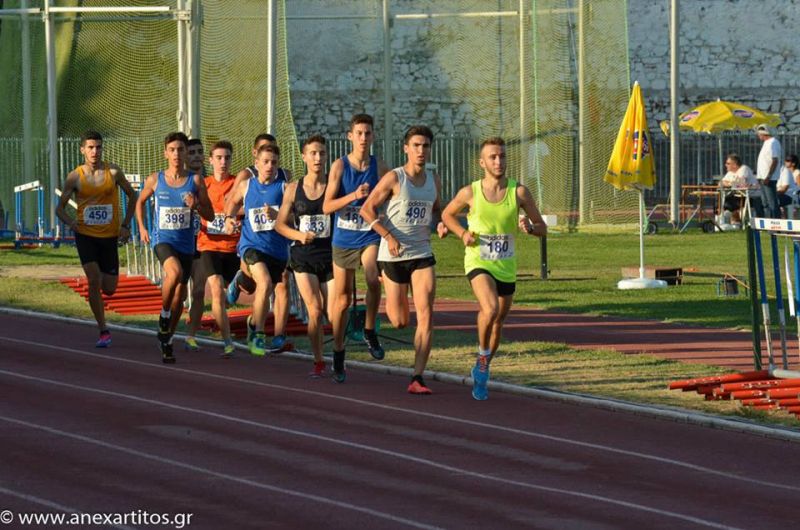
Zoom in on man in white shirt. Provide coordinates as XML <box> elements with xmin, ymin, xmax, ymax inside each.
<box><xmin>720</xmin><ymin>153</ymin><xmax>759</xmax><ymax>223</ymax></box>
<box><xmin>756</xmin><ymin>124</ymin><xmax>782</xmax><ymax>218</ymax></box>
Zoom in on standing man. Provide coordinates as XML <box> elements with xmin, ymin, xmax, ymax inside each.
<box><xmin>185</xmin><ymin>138</ymin><xmax>207</xmax><ymax>351</ymax></box>
<box><xmin>442</xmin><ymin>137</ymin><xmax>547</xmax><ymax>400</ymax></box>
<box><xmin>185</xmin><ymin>140</ymin><xmax>240</xmax><ymax>357</ymax></box>
<box><xmin>756</xmin><ymin>124</ymin><xmax>782</xmax><ymax>218</ymax></box>
<box><xmin>135</xmin><ymin>132</ymin><xmax>214</xmax><ymax>363</ymax></box>
<box><xmin>276</xmin><ymin>134</ymin><xmax>334</xmax><ymax>377</ymax></box>
<box><xmin>223</xmin><ymin>144</ymin><xmax>289</xmax><ymax>356</ymax></box>
<box><xmin>323</xmin><ymin>113</ymin><xmax>391</xmax><ymax>383</ymax></box>
<box><xmin>360</xmin><ymin>126</ymin><xmax>447</xmax><ymax>394</ymax></box>
<box><xmin>56</xmin><ymin>130</ymin><xmax>137</xmax><ymax>347</ymax></box>
<box><xmin>226</xmin><ymin>133</ymin><xmax>293</xmax><ymax>353</ymax></box>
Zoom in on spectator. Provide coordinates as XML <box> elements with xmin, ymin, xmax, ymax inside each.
<box><xmin>777</xmin><ymin>155</ymin><xmax>799</xmax><ymax>218</ymax></box>
<box><xmin>720</xmin><ymin>153</ymin><xmax>759</xmax><ymax>224</ymax></box>
<box><xmin>755</xmin><ymin>124</ymin><xmax>782</xmax><ymax>218</ymax></box>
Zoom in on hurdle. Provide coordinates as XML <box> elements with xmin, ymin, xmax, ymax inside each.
<box><xmin>748</xmin><ymin>217</ymin><xmax>800</xmax><ymax>373</ymax></box>
<box><xmin>13</xmin><ymin>180</ymin><xmax>47</xmax><ymax>248</ymax></box>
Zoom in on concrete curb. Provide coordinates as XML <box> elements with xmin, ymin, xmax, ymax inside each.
<box><xmin>3</xmin><ymin>306</ymin><xmax>800</xmax><ymax>444</ymax></box>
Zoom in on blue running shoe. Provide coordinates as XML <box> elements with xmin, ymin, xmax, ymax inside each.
<box><xmin>471</xmin><ymin>358</ymin><xmax>490</xmax><ymax>401</ymax></box>
<box><xmin>226</xmin><ymin>270</ymin><xmax>242</xmax><ymax>305</ymax></box>
<box><xmin>95</xmin><ymin>330</ymin><xmax>112</xmax><ymax>348</ymax></box>
<box><xmin>269</xmin><ymin>334</ymin><xmax>287</xmax><ymax>353</ymax></box>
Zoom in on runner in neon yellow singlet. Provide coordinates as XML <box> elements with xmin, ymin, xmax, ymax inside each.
<box><xmin>442</xmin><ymin>137</ymin><xmax>547</xmax><ymax>400</ymax></box>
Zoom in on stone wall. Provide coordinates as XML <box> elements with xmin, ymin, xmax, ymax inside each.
<box><xmin>629</xmin><ymin>0</ymin><xmax>800</xmax><ymax>129</ymax></box>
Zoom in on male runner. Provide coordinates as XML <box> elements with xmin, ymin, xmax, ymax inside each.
<box><xmin>441</xmin><ymin>137</ymin><xmax>547</xmax><ymax>400</ymax></box>
<box><xmin>276</xmin><ymin>134</ymin><xmax>334</xmax><ymax>377</ymax></box>
<box><xmin>185</xmin><ymin>140</ymin><xmax>239</xmax><ymax>357</ymax></box>
<box><xmin>186</xmin><ymin>138</ymin><xmax>206</xmax><ymax>177</ymax></box>
<box><xmin>226</xmin><ymin>133</ymin><xmax>293</xmax><ymax>353</ymax></box>
<box><xmin>360</xmin><ymin>125</ymin><xmax>447</xmax><ymax>394</ymax></box>
<box><xmin>185</xmin><ymin>138</ymin><xmax>207</xmax><ymax>351</ymax></box>
<box><xmin>223</xmin><ymin>143</ymin><xmax>289</xmax><ymax>356</ymax></box>
<box><xmin>135</xmin><ymin>131</ymin><xmax>214</xmax><ymax>363</ymax></box>
<box><xmin>55</xmin><ymin>130</ymin><xmax>137</xmax><ymax>347</ymax></box>
<box><xmin>323</xmin><ymin>114</ymin><xmax>390</xmax><ymax>382</ymax></box>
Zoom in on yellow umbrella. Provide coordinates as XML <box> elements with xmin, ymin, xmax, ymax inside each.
<box><xmin>659</xmin><ymin>100</ymin><xmax>781</xmax><ymax>135</ymax></box>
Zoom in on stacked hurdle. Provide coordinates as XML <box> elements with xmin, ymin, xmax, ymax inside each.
<box><xmin>13</xmin><ymin>180</ymin><xmax>74</xmax><ymax>248</ymax></box>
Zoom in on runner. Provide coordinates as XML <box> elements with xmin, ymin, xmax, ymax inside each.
<box><xmin>441</xmin><ymin>137</ymin><xmax>547</xmax><ymax>400</ymax></box>
<box><xmin>223</xmin><ymin>143</ymin><xmax>289</xmax><ymax>356</ymax></box>
<box><xmin>323</xmin><ymin>113</ymin><xmax>391</xmax><ymax>382</ymax></box>
<box><xmin>55</xmin><ymin>130</ymin><xmax>137</xmax><ymax>347</ymax></box>
<box><xmin>275</xmin><ymin>134</ymin><xmax>334</xmax><ymax>377</ymax></box>
<box><xmin>226</xmin><ymin>133</ymin><xmax>293</xmax><ymax>353</ymax></box>
<box><xmin>360</xmin><ymin>125</ymin><xmax>447</xmax><ymax>394</ymax></box>
<box><xmin>185</xmin><ymin>140</ymin><xmax>239</xmax><ymax>357</ymax></box>
<box><xmin>135</xmin><ymin>131</ymin><xmax>214</xmax><ymax>363</ymax></box>
<box><xmin>185</xmin><ymin>138</ymin><xmax>207</xmax><ymax>351</ymax></box>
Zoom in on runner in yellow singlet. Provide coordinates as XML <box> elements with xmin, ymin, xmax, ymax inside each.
<box><xmin>56</xmin><ymin>130</ymin><xmax>137</xmax><ymax>348</ymax></box>
<box><xmin>441</xmin><ymin>137</ymin><xmax>547</xmax><ymax>400</ymax></box>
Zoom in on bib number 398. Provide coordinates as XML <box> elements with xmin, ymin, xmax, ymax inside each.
<box><xmin>158</xmin><ymin>207</ymin><xmax>190</xmax><ymax>230</ymax></box>
<box><xmin>479</xmin><ymin>234</ymin><xmax>514</xmax><ymax>260</ymax></box>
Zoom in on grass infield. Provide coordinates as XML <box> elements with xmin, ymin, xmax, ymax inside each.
<box><xmin>1</xmin><ymin>231</ymin><xmax>798</xmax><ymax>428</ymax></box>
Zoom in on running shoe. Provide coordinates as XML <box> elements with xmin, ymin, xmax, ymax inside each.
<box><xmin>161</xmin><ymin>339</ymin><xmax>176</xmax><ymax>364</ymax></box>
<box><xmin>226</xmin><ymin>270</ymin><xmax>242</xmax><ymax>305</ymax></box>
<box><xmin>221</xmin><ymin>341</ymin><xmax>235</xmax><ymax>359</ymax></box>
<box><xmin>309</xmin><ymin>360</ymin><xmax>325</xmax><ymax>378</ymax></box>
<box><xmin>332</xmin><ymin>350</ymin><xmax>346</xmax><ymax>383</ymax></box>
<box><xmin>471</xmin><ymin>357</ymin><xmax>490</xmax><ymax>401</ymax></box>
<box><xmin>246</xmin><ymin>314</ymin><xmax>256</xmax><ymax>345</ymax></box>
<box><xmin>95</xmin><ymin>330</ymin><xmax>112</xmax><ymax>348</ymax></box>
<box><xmin>363</xmin><ymin>330</ymin><xmax>385</xmax><ymax>360</ymax></box>
<box><xmin>184</xmin><ymin>336</ymin><xmax>200</xmax><ymax>351</ymax></box>
<box><xmin>250</xmin><ymin>332</ymin><xmax>266</xmax><ymax>356</ymax></box>
<box><xmin>268</xmin><ymin>334</ymin><xmax>287</xmax><ymax>353</ymax></box>
<box><xmin>407</xmin><ymin>377</ymin><xmax>432</xmax><ymax>395</ymax></box>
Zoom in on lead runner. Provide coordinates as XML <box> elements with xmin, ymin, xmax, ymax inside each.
<box><xmin>441</xmin><ymin>137</ymin><xmax>547</xmax><ymax>400</ymax></box>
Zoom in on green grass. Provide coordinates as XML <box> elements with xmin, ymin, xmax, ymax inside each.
<box><xmin>1</xmin><ymin>231</ymin><xmax>797</xmax><ymax>428</ymax></box>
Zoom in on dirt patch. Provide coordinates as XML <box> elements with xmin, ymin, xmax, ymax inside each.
<box><xmin>0</xmin><ymin>265</ymin><xmax>84</xmax><ymax>280</ymax></box>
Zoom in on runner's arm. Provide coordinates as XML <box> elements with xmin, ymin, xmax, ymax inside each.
<box><xmin>323</xmin><ymin>159</ymin><xmax>358</xmax><ymax>214</ymax></box>
<box><xmin>223</xmin><ymin>180</ymin><xmax>246</xmax><ymax>234</ymax></box>
<box><xmin>432</xmin><ymin>172</ymin><xmax>448</xmax><ymax>238</ymax></box>
<box><xmin>135</xmin><ymin>172</ymin><xmax>158</xmax><ymax>244</ymax></box>
<box><xmin>516</xmin><ymin>184</ymin><xmax>547</xmax><ymax>237</ymax></box>
<box><xmin>112</xmin><ymin>165</ymin><xmax>137</xmax><ymax>234</ymax></box>
<box><xmin>275</xmin><ymin>182</ymin><xmax>309</xmax><ymax>243</ymax></box>
<box><xmin>193</xmin><ymin>174</ymin><xmax>215</xmax><ymax>222</ymax></box>
<box><xmin>360</xmin><ymin>170</ymin><xmax>401</xmax><ymax>255</ymax></box>
<box><xmin>55</xmin><ymin>171</ymin><xmax>80</xmax><ymax>231</ymax></box>
<box><xmin>441</xmin><ymin>185</ymin><xmax>475</xmax><ymax>246</ymax></box>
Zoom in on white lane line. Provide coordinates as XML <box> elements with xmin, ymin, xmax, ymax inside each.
<box><xmin>0</xmin><ymin>414</ymin><xmax>441</xmax><ymax>530</ymax></box>
<box><xmin>0</xmin><ymin>369</ymin><xmax>740</xmax><ymax>529</ymax></box>
<box><xmin>2</xmin><ymin>335</ymin><xmax>798</xmax><ymax>493</ymax></box>
<box><xmin>0</xmin><ymin>485</ymin><xmax>135</xmax><ymax>530</ymax></box>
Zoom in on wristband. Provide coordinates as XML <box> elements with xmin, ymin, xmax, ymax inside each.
<box><xmin>367</xmin><ymin>219</ymin><xmax>379</xmax><ymax>230</ymax></box>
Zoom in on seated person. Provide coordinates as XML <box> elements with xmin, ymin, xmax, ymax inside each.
<box><xmin>720</xmin><ymin>153</ymin><xmax>759</xmax><ymax>223</ymax></box>
<box><xmin>777</xmin><ymin>155</ymin><xmax>800</xmax><ymax>217</ymax></box>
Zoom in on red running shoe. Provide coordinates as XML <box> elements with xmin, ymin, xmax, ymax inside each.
<box><xmin>407</xmin><ymin>378</ymin><xmax>432</xmax><ymax>395</ymax></box>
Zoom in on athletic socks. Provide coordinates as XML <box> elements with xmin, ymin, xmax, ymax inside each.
<box><xmin>160</xmin><ymin>309</ymin><xmax>171</xmax><ymax>319</ymax></box>
<box><xmin>333</xmin><ymin>349</ymin><xmax>345</xmax><ymax>373</ymax></box>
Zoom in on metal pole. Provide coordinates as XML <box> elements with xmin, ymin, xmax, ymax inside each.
<box><xmin>577</xmin><ymin>0</ymin><xmax>586</xmax><ymax>225</ymax></box>
<box><xmin>746</xmin><ymin>226</ymin><xmax>762</xmax><ymax>370</ymax></box>
<box><xmin>43</xmin><ymin>0</ymin><xmax>59</xmax><ymax>231</ymax></box>
<box><xmin>176</xmin><ymin>0</ymin><xmax>187</xmax><ymax>133</ymax></box>
<box><xmin>519</xmin><ymin>0</ymin><xmax>527</xmax><ymax>187</ymax></box>
<box><xmin>382</xmin><ymin>0</ymin><xmax>393</xmax><ymax>166</ymax></box>
<box><xmin>186</xmin><ymin>0</ymin><xmax>201</xmax><ymax>138</ymax></box>
<box><xmin>21</xmin><ymin>0</ymin><xmax>34</xmax><ymax>183</ymax></box>
<box><xmin>266</xmin><ymin>0</ymin><xmax>276</xmax><ymax>134</ymax></box>
<box><xmin>540</xmin><ymin>235</ymin><xmax>548</xmax><ymax>280</ymax></box>
<box><xmin>669</xmin><ymin>0</ymin><xmax>681</xmax><ymax>224</ymax></box>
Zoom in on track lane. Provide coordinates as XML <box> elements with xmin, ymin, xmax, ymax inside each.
<box><xmin>1</xmin><ymin>313</ymin><xmax>798</xmax><ymax>528</ymax></box>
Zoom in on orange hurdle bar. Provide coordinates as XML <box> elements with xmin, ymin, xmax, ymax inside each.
<box><xmin>668</xmin><ymin>370</ymin><xmax>770</xmax><ymax>391</ymax></box>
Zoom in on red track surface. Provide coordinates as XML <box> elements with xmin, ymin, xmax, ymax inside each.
<box><xmin>1</xmin><ymin>313</ymin><xmax>799</xmax><ymax>529</ymax></box>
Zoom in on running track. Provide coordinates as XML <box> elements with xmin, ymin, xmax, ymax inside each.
<box><xmin>1</xmin><ymin>313</ymin><xmax>798</xmax><ymax>529</ymax></box>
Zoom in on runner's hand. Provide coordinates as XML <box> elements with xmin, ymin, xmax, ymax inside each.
<box><xmin>299</xmin><ymin>231</ymin><xmax>316</xmax><ymax>245</ymax></box>
<box><xmin>266</xmin><ymin>205</ymin><xmax>278</xmax><ymax>220</ymax></box>
<box><xmin>436</xmin><ymin>222</ymin><xmax>448</xmax><ymax>239</ymax></box>
<box><xmin>140</xmin><ymin>228</ymin><xmax>150</xmax><ymax>245</ymax></box>
<box><xmin>461</xmin><ymin>230</ymin><xmax>476</xmax><ymax>247</ymax></box>
<box><xmin>223</xmin><ymin>216</ymin><xmax>239</xmax><ymax>235</ymax></box>
<box><xmin>183</xmin><ymin>193</ymin><xmax>197</xmax><ymax>209</ymax></box>
<box><xmin>353</xmin><ymin>183</ymin><xmax>370</xmax><ymax>200</ymax></box>
<box><xmin>118</xmin><ymin>225</ymin><xmax>131</xmax><ymax>242</ymax></box>
<box><xmin>386</xmin><ymin>233</ymin><xmax>403</xmax><ymax>257</ymax></box>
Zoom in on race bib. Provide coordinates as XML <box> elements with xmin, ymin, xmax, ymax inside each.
<box><xmin>158</xmin><ymin>206</ymin><xmax>190</xmax><ymax>230</ymax></box>
<box><xmin>248</xmin><ymin>206</ymin><xmax>276</xmax><ymax>232</ymax></box>
<box><xmin>206</xmin><ymin>213</ymin><xmax>227</xmax><ymax>235</ymax></box>
<box><xmin>397</xmin><ymin>200</ymin><xmax>433</xmax><ymax>227</ymax></box>
<box><xmin>299</xmin><ymin>214</ymin><xmax>331</xmax><ymax>238</ymax></box>
<box><xmin>82</xmin><ymin>204</ymin><xmax>113</xmax><ymax>225</ymax></box>
<box><xmin>337</xmin><ymin>205</ymin><xmax>369</xmax><ymax>231</ymax></box>
<box><xmin>479</xmin><ymin>234</ymin><xmax>515</xmax><ymax>261</ymax></box>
